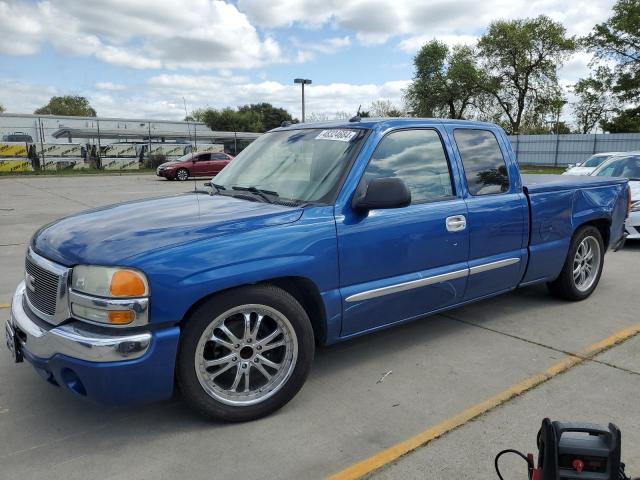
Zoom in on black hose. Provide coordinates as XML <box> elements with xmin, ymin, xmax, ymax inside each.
<box><xmin>494</xmin><ymin>449</ymin><xmax>533</xmax><ymax>480</ymax></box>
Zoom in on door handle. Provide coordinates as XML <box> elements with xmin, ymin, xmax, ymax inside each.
<box><xmin>446</xmin><ymin>215</ymin><xmax>467</xmax><ymax>232</ymax></box>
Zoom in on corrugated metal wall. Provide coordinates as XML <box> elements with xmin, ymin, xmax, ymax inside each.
<box><xmin>508</xmin><ymin>133</ymin><xmax>640</xmax><ymax>166</ymax></box>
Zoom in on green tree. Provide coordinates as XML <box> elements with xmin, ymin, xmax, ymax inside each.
<box><xmin>571</xmin><ymin>68</ymin><xmax>615</xmax><ymax>133</ymax></box>
<box><xmin>586</xmin><ymin>0</ymin><xmax>640</xmax><ymax>102</ymax></box>
<box><xmin>601</xmin><ymin>106</ymin><xmax>640</xmax><ymax>132</ymax></box>
<box><xmin>202</xmin><ymin>108</ymin><xmax>264</xmax><ymax>132</ymax></box>
<box><xmin>0</xmin><ymin>103</ymin><xmax>5</xmax><ymax>113</ymax></box>
<box><xmin>405</xmin><ymin>40</ymin><xmax>485</xmax><ymax>118</ymax></box>
<box><xmin>34</xmin><ymin>95</ymin><xmax>97</xmax><ymax>116</ymax></box>
<box><xmin>478</xmin><ymin>15</ymin><xmax>576</xmax><ymax>134</ymax></box>
<box><xmin>238</xmin><ymin>103</ymin><xmax>297</xmax><ymax>130</ymax></box>
<box><xmin>184</xmin><ymin>108</ymin><xmax>208</xmax><ymax>122</ymax></box>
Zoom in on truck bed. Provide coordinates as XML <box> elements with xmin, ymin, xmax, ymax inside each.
<box><xmin>522</xmin><ymin>174</ymin><xmax>628</xmax><ymax>193</ymax></box>
<box><xmin>518</xmin><ymin>173</ymin><xmax>628</xmax><ymax>286</ymax></box>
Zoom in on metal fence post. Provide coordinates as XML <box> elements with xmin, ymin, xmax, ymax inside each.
<box><xmin>593</xmin><ymin>134</ymin><xmax>597</xmax><ymax>154</ymax></box>
<box><xmin>554</xmin><ymin>133</ymin><xmax>560</xmax><ymax>166</ymax></box>
<box><xmin>96</xmin><ymin>119</ymin><xmax>102</xmax><ymax>169</ymax></box>
<box><xmin>38</xmin><ymin>117</ymin><xmax>45</xmax><ymax>170</ymax></box>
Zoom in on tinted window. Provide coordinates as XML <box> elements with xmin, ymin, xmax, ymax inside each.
<box><xmin>212</xmin><ymin>153</ymin><xmax>228</xmax><ymax>160</ymax></box>
<box><xmin>198</xmin><ymin>153</ymin><xmax>211</xmax><ymax>161</ymax></box>
<box><xmin>594</xmin><ymin>156</ymin><xmax>640</xmax><ymax>180</ymax></box>
<box><xmin>363</xmin><ymin>129</ymin><xmax>454</xmax><ymax>204</ymax></box>
<box><xmin>454</xmin><ymin>129</ymin><xmax>509</xmax><ymax>195</ymax></box>
<box><xmin>583</xmin><ymin>154</ymin><xmax>611</xmax><ymax>168</ymax></box>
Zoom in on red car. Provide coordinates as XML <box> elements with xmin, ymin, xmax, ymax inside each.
<box><xmin>156</xmin><ymin>152</ymin><xmax>234</xmax><ymax>181</ymax></box>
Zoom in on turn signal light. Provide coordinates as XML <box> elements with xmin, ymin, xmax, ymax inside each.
<box><xmin>110</xmin><ymin>270</ymin><xmax>147</xmax><ymax>297</ymax></box>
<box><xmin>108</xmin><ymin>311</ymin><xmax>135</xmax><ymax>325</ymax></box>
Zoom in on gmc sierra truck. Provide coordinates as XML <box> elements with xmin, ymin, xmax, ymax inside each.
<box><xmin>6</xmin><ymin>118</ymin><xmax>630</xmax><ymax>422</ymax></box>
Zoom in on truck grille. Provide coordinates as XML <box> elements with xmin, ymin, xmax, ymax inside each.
<box><xmin>25</xmin><ymin>256</ymin><xmax>61</xmax><ymax>316</ymax></box>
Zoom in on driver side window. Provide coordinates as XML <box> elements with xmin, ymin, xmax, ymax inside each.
<box><xmin>363</xmin><ymin>129</ymin><xmax>454</xmax><ymax>204</ymax></box>
<box><xmin>198</xmin><ymin>154</ymin><xmax>211</xmax><ymax>161</ymax></box>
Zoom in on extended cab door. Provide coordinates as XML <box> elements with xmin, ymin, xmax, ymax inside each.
<box><xmin>446</xmin><ymin>126</ymin><xmax>528</xmax><ymax>300</ymax></box>
<box><xmin>336</xmin><ymin>128</ymin><xmax>469</xmax><ymax>337</ymax></box>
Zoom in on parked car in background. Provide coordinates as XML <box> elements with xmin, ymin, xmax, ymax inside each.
<box><xmin>563</xmin><ymin>152</ymin><xmax>622</xmax><ymax>176</ymax></box>
<box><xmin>6</xmin><ymin>118</ymin><xmax>630</xmax><ymax>422</ymax></box>
<box><xmin>156</xmin><ymin>151</ymin><xmax>234</xmax><ymax>181</ymax></box>
<box><xmin>591</xmin><ymin>152</ymin><xmax>640</xmax><ymax>239</ymax></box>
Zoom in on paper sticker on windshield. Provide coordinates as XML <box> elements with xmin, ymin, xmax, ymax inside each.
<box><xmin>315</xmin><ymin>130</ymin><xmax>357</xmax><ymax>142</ymax></box>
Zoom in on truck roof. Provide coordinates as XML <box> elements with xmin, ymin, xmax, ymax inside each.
<box><xmin>272</xmin><ymin>117</ymin><xmax>500</xmax><ymax>132</ymax></box>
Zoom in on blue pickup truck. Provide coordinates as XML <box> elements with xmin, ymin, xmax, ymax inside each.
<box><xmin>6</xmin><ymin>119</ymin><xmax>630</xmax><ymax>421</ymax></box>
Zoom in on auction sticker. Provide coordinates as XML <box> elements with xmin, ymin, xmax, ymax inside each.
<box><xmin>315</xmin><ymin>129</ymin><xmax>357</xmax><ymax>142</ymax></box>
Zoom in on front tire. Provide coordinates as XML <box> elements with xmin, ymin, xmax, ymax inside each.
<box><xmin>177</xmin><ymin>285</ymin><xmax>314</xmax><ymax>422</ymax></box>
<box><xmin>176</xmin><ymin>168</ymin><xmax>189</xmax><ymax>181</ymax></box>
<box><xmin>547</xmin><ymin>225</ymin><xmax>604</xmax><ymax>301</ymax></box>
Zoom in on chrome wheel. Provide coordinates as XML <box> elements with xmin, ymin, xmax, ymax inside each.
<box><xmin>177</xmin><ymin>169</ymin><xmax>188</xmax><ymax>181</ymax></box>
<box><xmin>194</xmin><ymin>304</ymin><xmax>298</xmax><ymax>406</ymax></box>
<box><xmin>573</xmin><ymin>235</ymin><xmax>601</xmax><ymax>292</ymax></box>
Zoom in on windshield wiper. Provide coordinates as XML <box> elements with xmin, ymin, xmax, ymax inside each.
<box><xmin>203</xmin><ymin>182</ymin><xmax>226</xmax><ymax>195</ymax></box>
<box><xmin>231</xmin><ymin>185</ymin><xmax>278</xmax><ymax>203</ymax></box>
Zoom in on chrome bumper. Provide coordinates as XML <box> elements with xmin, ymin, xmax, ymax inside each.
<box><xmin>8</xmin><ymin>282</ymin><xmax>152</xmax><ymax>362</ymax></box>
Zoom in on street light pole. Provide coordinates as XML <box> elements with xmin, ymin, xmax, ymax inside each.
<box><xmin>294</xmin><ymin>78</ymin><xmax>312</xmax><ymax>122</ymax></box>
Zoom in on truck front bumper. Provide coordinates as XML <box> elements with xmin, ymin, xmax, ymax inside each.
<box><xmin>6</xmin><ymin>282</ymin><xmax>179</xmax><ymax>405</ymax></box>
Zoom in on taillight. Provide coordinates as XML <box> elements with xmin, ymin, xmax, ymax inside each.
<box><xmin>628</xmin><ymin>184</ymin><xmax>632</xmax><ymax>216</ymax></box>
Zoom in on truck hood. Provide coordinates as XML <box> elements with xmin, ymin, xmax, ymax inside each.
<box><xmin>32</xmin><ymin>193</ymin><xmax>303</xmax><ymax>266</ymax></box>
<box><xmin>563</xmin><ymin>167</ymin><xmax>595</xmax><ymax>176</ymax></box>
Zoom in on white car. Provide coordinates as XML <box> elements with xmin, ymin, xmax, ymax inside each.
<box><xmin>563</xmin><ymin>152</ymin><xmax>622</xmax><ymax>176</ymax></box>
<box><xmin>591</xmin><ymin>153</ymin><xmax>640</xmax><ymax>240</ymax></box>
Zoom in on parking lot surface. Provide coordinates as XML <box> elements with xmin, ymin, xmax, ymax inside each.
<box><xmin>1</xmin><ymin>174</ymin><xmax>639</xmax><ymax>479</ymax></box>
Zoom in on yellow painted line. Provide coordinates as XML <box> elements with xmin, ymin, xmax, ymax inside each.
<box><xmin>328</xmin><ymin>323</ymin><xmax>640</xmax><ymax>480</ymax></box>
<box><xmin>0</xmin><ymin>303</ymin><xmax>10</xmax><ymax>309</ymax></box>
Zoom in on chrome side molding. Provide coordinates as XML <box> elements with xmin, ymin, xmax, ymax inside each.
<box><xmin>468</xmin><ymin>257</ymin><xmax>520</xmax><ymax>275</ymax></box>
<box><xmin>345</xmin><ymin>258</ymin><xmax>520</xmax><ymax>303</ymax></box>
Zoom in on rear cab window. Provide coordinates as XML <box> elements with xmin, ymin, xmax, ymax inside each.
<box><xmin>453</xmin><ymin>129</ymin><xmax>510</xmax><ymax>196</ymax></box>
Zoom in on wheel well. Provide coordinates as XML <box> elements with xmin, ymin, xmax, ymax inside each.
<box><xmin>261</xmin><ymin>277</ymin><xmax>327</xmax><ymax>346</ymax></box>
<box><xmin>179</xmin><ymin>276</ymin><xmax>327</xmax><ymax>345</ymax></box>
<box><xmin>579</xmin><ymin>219</ymin><xmax>610</xmax><ymax>249</ymax></box>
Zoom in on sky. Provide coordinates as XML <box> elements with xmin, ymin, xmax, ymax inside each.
<box><xmin>0</xmin><ymin>0</ymin><xmax>616</xmax><ymax>122</ymax></box>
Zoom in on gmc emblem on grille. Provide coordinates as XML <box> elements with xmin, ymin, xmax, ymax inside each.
<box><xmin>25</xmin><ymin>273</ymin><xmax>36</xmax><ymax>292</ymax></box>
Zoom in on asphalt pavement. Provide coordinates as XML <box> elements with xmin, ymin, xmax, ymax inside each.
<box><xmin>0</xmin><ymin>174</ymin><xmax>638</xmax><ymax>479</ymax></box>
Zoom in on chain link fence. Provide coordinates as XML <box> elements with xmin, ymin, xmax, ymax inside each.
<box><xmin>0</xmin><ymin>113</ymin><xmax>260</xmax><ymax>173</ymax></box>
<box><xmin>4</xmin><ymin>113</ymin><xmax>640</xmax><ymax>172</ymax></box>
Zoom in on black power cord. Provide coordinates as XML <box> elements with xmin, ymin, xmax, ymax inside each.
<box><xmin>494</xmin><ymin>449</ymin><xmax>534</xmax><ymax>480</ymax></box>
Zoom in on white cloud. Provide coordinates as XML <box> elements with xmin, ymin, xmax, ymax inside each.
<box><xmin>238</xmin><ymin>0</ymin><xmax>616</xmax><ymax>50</ymax></box>
<box><xmin>144</xmin><ymin>74</ymin><xmax>410</xmax><ymax>119</ymax></box>
<box><xmin>0</xmin><ymin>79</ymin><xmax>58</xmax><ymax>113</ymax></box>
<box><xmin>95</xmin><ymin>82</ymin><xmax>127</xmax><ymax>91</ymax></box>
<box><xmin>0</xmin><ymin>0</ymin><xmax>284</xmax><ymax>70</ymax></box>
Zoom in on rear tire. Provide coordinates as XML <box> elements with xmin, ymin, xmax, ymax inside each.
<box><xmin>547</xmin><ymin>225</ymin><xmax>604</xmax><ymax>301</ymax></box>
<box><xmin>177</xmin><ymin>285</ymin><xmax>314</xmax><ymax>422</ymax></box>
<box><xmin>176</xmin><ymin>168</ymin><xmax>189</xmax><ymax>181</ymax></box>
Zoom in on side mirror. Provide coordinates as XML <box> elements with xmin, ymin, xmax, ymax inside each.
<box><xmin>567</xmin><ymin>164</ymin><xmax>575</xmax><ymax>169</ymax></box>
<box><xmin>352</xmin><ymin>177</ymin><xmax>411</xmax><ymax>212</ymax></box>
<box><xmin>575</xmin><ymin>162</ymin><xmax>582</xmax><ymax>167</ymax></box>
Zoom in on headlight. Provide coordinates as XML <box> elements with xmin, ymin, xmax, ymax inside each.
<box><xmin>70</xmin><ymin>266</ymin><xmax>149</xmax><ymax>326</ymax></box>
<box><xmin>72</xmin><ymin>265</ymin><xmax>148</xmax><ymax>298</ymax></box>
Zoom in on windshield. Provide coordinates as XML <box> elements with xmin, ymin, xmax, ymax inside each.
<box><xmin>213</xmin><ymin>128</ymin><xmax>367</xmax><ymax>203</ymax></box>
<box><xmin>593</xmin><ymin>155</ymin><xmax>640</xmax><ymax>180</ymax></box>
<box><xmin>174</xmin><ymin>153</ymin><xmax>194</xmax><ymax>162</ymax></box>
<box><xmin>582</xmin><ymin>154</ymin><xmax>612</xmax><ymax>168</ymax></box>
